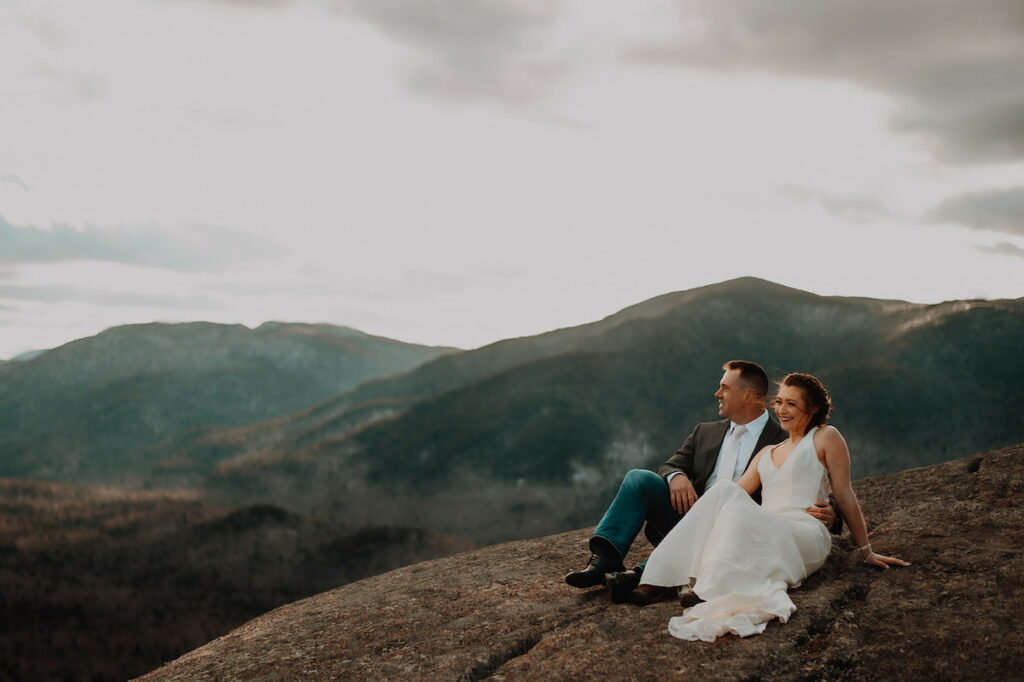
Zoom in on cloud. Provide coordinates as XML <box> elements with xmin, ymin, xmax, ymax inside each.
<box><xmin>0</xmin><ymin>284</ymin><xmax>225</xmax><ymax>310</ymax></box>
<box><xmin>345</xmin><ymin>0</ymin><xmax>565</xmax><ymax>104</ymax></box>
<box><xmin>779</xmin><ymin>185</ymin><xmax>894</xmax><ymax>223</ymax></box>
<box><xmin>631</xmin><ymin>0</ymin><xmax>1024</xmax><ymax>164</ymax></box>
<box><xmin>0</xmin><ymin>175</ymin><xmax>30</xmax><ymax>192</ymax></box>
<box><xmin>29</xmin><ymin>63</ymin><xmax>106</xmax><ymax>103</ymax></box>
<box><xmin>0</xmin><ymin>215</ymin><xmax>282</xmax><ymax>271</ymax></box>
<box><xmin>974</xmin><ymin>242</ymin><xmax>1024</xmax><ymax>258</ymax></box>
<box><xmin>926</xmin><ymin>187</ymin><xmax>1024</xmax><ymax>236</ymax></box>
<box><xmin>168</xmin><ymin>0</ymin><xmax>569</xmax><ymax>105</ymax></box>
<box><xmin>145</xmin><ymin>0</ymin><xmax>292</xmax><ymax>7</ymax></box>
<box><xmin>892</xmin><ymin>96</ymin><xmax>1024</xmax><ymax>165</ymax></box>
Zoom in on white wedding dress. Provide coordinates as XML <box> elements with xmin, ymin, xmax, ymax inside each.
<box><xmin>641</xmin><ymin>426</ymin><xmax>832</xmax><ymax>642</ymax></box>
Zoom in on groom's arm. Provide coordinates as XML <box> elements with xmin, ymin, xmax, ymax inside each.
<box><xmin>657</xmin><ymin>426</ymin><xmax>701</xmax><ymax>514</ymax></box>
<box><xmin>827</xmin><ymin>496</ymin><xmax>844</xmax><ymax>534</ymax></box>
<box><xmin>657</xmin><ymin>425</ymin><xmax>698</xmax><ymax>480</ymax></box>
<box><xmin>806</xmin><ymin>497</ymin><xmax>844</xmax><ymax>534</ymax></box>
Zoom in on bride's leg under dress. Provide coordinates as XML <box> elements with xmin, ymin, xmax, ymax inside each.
<box><xmin>639</xmin><ymin>481</ymin><xmax>828</xmax><ymax>642</ymax></box>
<box><xmin>640</xmin><ymin>481</ymin><xmax>773</xmax><ymax>589</ymax></box>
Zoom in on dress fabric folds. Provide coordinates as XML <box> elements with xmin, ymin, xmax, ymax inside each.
<box><xmin>641</xmin><ymin>426</ymin><xmax>832</xmax><ymax>642</ymax></box>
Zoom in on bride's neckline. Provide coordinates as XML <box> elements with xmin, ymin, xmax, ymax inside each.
<box><xmin>769</xmin><ymin>427</ymin><xmax>816</xmax><ymax>469</ymax></box>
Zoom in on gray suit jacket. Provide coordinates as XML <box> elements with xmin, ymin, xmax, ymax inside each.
<box><xmin>656</xmin><ymin>416</ymin><xmax>786</xmax><ymax>503</ymax></box>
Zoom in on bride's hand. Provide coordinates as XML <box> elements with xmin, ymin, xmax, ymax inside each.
<box><xmin>861</xmin><ymin>546</ymin><xmax>910</xmax><ymax>568</ymax></box>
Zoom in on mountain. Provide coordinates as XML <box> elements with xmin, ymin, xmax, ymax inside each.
<box><xmin>156</xmin><ymin>278</ymin><xmax>1024</xmax><ymax>544</ymax></box>
<box><xmin>9</xmin><ymin>349</ymin><xmax>46</xmax><ymax>362</ymax></box>
<box><xmin>136</xmin><ymin>443</ymin><xmax>1024</xmax><ymax>681</ymax></box>
<box><xmin>4</xmin><ymin>279</ymin><xmax>1022</xmax><ymax>547</ymax></box>
<box><xmin>0</xmin><ymin>321</ymin><xmax>455</xmax><ymax>482</ymax></box>
<box><xmin>0</xmin><ymin>479</ymin><xmax>471</xmax><ymax>682</ymax></box>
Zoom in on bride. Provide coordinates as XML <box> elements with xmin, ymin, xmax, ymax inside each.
<box><xmin>633</xmin><ymin>372</ymin><xmax>908</xmax><ymax>641</ymax></box>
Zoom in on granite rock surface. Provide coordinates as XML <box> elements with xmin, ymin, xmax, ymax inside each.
<box><xmin>138</xmin><ymin>444</ymin><xmax>1024</xmax><ymax>681</ymax></box>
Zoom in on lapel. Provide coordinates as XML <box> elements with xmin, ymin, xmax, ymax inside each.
<box><xmin>695</xmin><ymin>420</ymin><xmax>731</xmax><ymax>479</ymax></box>
<box><xmin>746</xmin><ymin>416</ymin><xmax>785</xmax><ymax>469</ymax></box>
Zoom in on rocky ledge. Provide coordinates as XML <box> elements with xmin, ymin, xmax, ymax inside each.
<box><xmin>138</xmin><ymin>444</ymin><xmax>1024</xmax><ymax>681</ymax></box>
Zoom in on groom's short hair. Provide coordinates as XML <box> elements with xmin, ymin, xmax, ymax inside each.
<box><xmin>722</xmin><ymin>360</ymin><xmax>769</xmax><ymax>397</ymax></box>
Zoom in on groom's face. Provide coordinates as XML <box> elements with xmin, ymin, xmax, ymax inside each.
<box><xmin>714</xmin><ymin>369</ymin><xmax>749</xmax><ymax>421</ymax></box>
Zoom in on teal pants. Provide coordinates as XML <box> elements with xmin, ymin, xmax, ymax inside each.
<box><xmin>591</xmin><ymin>469</ymin><xmax>685</xmax><ymax>569</ymax></box>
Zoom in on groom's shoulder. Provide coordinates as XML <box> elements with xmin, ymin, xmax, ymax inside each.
<box><xmin>691</xmin><ymin>419</ymin><xmax>730</xmax><ymax>434</ymax></box>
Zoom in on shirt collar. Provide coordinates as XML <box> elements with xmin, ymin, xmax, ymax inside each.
<box><xmin>731</xmin><ymin>409</ymin><xmax>769</xmax><ymax>437</ymax></box>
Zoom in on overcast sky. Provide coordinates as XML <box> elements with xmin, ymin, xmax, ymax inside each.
<box><xmin>2</xmin><ymin>0</ymin><xmax>1023</xmax><ymax>359</ymax></box>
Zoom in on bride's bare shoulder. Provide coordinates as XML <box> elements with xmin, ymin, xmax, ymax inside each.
<box><xmin>814</xmin><ymin>424</ymin><xmax>848</xmax><ymax>448</ymax></box>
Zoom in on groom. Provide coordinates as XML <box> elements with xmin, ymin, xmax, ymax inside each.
<box><xmin>564</xmin><ymin>360</ymin><xmax>839</xmax><ymax>600</ymax></box>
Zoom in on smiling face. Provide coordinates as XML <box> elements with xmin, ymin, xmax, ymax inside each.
<box><xmin>772</xmin><ymin>383</ymin><xmax>815</xmax><ymax>436</ymax></box>
<box><xmin>714</xmin><ymin>368</ymin><xmax>753</xmax><ymax>421</ymax></box>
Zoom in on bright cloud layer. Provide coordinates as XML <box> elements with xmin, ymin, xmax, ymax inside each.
<box><xmin>0</xmin><ymin>0</ymin><xmax>1021</xmax><ymax>358</ymax></box>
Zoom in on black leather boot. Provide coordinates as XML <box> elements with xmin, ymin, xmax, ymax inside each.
<box><xmin>605</xmin><ymin>567</ymin><xmax>643</xmax><ymax>603</ymax></box>
<box><xmin>564</xmin><ymin>542</ymin><xmax>625</xmax><ymax>588</ymax></box>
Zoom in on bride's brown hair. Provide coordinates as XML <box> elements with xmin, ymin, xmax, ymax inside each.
<box><xmin>777</xmin><ymin>372</ymin><xmax>832</xmax><ymax>429</ymax></box>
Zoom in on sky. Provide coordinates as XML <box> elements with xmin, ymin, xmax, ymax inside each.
<box><xmin>2</xmin><ymin>0</ymin><xmax>1023</xmax><ymax>359</ymax></box>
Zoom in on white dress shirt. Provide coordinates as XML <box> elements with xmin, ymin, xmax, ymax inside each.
<box><xmin>704</xmin><ymin>409</ymin><xmax>771</xmax><ymax>488</ymax></box>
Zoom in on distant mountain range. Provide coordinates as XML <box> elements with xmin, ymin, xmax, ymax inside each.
<box><xmin>3</xmin><ymin>278</ymin><xmax>1022</xmax><ymax>545</ymax></box>
<box><xmin>7</xmin><ymin>349</ymin><xmax>47</xmax><ymax>362</ymax></box>
<box><xmin>0</xmin><ymin>322</ymin><xmax>455</xmax><ymax>481</ymax></box>
<box><xmin>142</xmin><ymin>278</ymin><xmax>1024</xmax><ymax>543</ymax></box>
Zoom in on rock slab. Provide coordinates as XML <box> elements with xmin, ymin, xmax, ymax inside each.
<box><xmin>138</xmin><ymin>444</ymin><xmax>1024</xmax><ymax>681</ymax></box>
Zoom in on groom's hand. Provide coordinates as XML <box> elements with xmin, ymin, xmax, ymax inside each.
<box><xmin>669</xmin><ymin>474</ymin><xmax>698</xmax><ymax>514</ymax></box>
<box><xmin>806</xmin><ymin>501</ymin><xmax>836</xmax><ymax>526</ymax></box>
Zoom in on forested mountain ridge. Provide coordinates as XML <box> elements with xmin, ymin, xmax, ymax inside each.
<box><xmin>0</xmin><ymin>321</ymin><xmax>455</xmax><ymax>481</ymax></box>
<box><xmin>0</xmin><ymin>478</ymin><xmax>470</xmax><ymax>682</ymax></box>
<box><xmin>3</xmin><ymin>279</ymin><xmax>1020</xmax><ymax>546</ymax></box>
<box><xmin>158</xmin><ymin>278</ymin><xmax>1023</xmax><ymax>544</ymax></box>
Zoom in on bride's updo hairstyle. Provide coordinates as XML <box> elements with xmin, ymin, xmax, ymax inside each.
<box><xmin>779</xmin><ymin>372</ymin><xmax>832</xmax><ymax>429</ymax></box>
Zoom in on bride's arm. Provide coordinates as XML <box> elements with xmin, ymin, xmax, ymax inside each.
<box><xmin>819</xmin><ymin>426</ymin><xmax>910</xmax><ymax>568</ymax></box>
<box><xmin>737</xmin><ymin>448</ymin><xmax>765</xmax><ymax>496</ymax></box>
